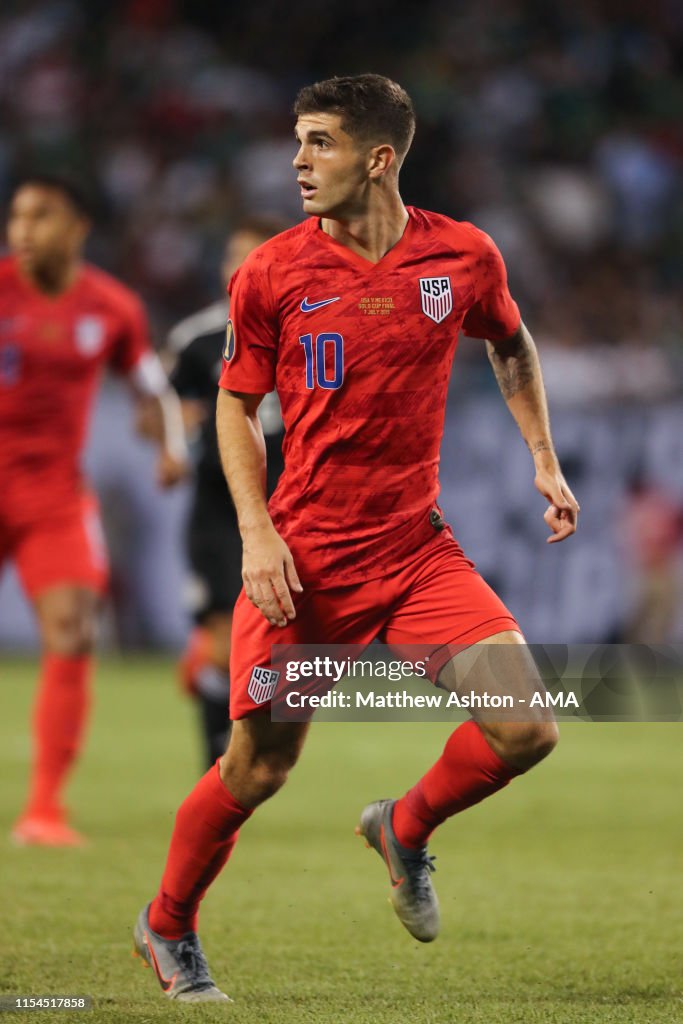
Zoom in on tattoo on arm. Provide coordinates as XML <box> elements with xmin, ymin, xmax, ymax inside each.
<box><xmin>486</xmin><ymin>330</ymin><xmax>536</xmax><ymax>400</ymax></box>
<box><xmin>529</xmin><ymin>441</ymin><xmax>554</xmax><ymax>456</ymax></box>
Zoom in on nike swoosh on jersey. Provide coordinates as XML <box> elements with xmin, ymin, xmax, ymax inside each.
<box><xmin>300</xmin><ymin>296</ymin><xmax>340</xmax><ymax>312</ymax></box>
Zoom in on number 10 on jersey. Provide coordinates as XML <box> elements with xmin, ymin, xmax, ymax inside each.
<box><xmin>299</xmin><ymin>333</ymin><xmax>344</xmax><ymax>390</ymax></box>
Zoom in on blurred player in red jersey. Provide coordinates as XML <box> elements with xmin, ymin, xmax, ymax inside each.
<box><xmin>1</xmin><ymin>176</ymin><xmax>186</xmax><ymax>847</ymax></box>
<box><xmin>134</xmin><ymin>76</ymin><xmax>579</xmax><ymax>1002</ymax></box>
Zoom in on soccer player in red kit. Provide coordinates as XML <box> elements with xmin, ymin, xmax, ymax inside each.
<box><xmin>1</xmin><ymin>176</ymin><xmax>186</xmax><ymax>847</ymax></box>
<box><xmin>134</xmin><ymin>76</ymin><xmax>579</xmax><ymax>1002</ymax></box>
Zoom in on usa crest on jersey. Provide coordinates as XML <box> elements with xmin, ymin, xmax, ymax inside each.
<box><xmin>419</xmin><ymin>277</ymin><xmax>453</xmax><ymax>324</ymax></box>
<box><xmin>248</xmin><ymin>666</ymin><xmax>280</xmax><ymax>705</ymax></box>
<box><xmin>75</xmin><ymin>315</ymin><xmax>105</xmax><ymax>356</ymax></box>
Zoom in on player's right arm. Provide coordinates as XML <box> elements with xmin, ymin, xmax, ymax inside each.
<box><xmin>216</xmin><ymin>389</ymin><xmax>301</xmax><ymax>627</ymax></box>
<box><xmin>217</xmin><ymin>254</ymin><xmax>302</xmax><ymax>627</ymax></box>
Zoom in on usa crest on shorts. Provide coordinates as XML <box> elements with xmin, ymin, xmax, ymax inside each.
<box><xmin>75</xmin><ymin>316</ymin><xmax>106</xmax><ymax>356</ymax></box>
<box><xmin>419</xmin><ymin>277</ymin><xmax>453</xmax><ymax>324</ymax></box>
<box><xmin>248</xmin><ymin>666</ymin><xmax>280</xmax><ymax>704</ymax></box>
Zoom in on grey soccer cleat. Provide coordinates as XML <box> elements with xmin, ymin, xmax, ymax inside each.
<box><xmin>356</xmin><ymin>799</ymin><xmax>440</xmax><ymax>943</ymax></box>
<box><xmin>133</xmin><ymin>904</ymin><xmax>231</xmax><ymax>1003</ymax></box>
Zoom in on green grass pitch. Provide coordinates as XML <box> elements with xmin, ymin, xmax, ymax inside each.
<box><xmin>1</xmin><ymin>656</ymin><xmax>681</xmax><ymax>1023</ymax></box>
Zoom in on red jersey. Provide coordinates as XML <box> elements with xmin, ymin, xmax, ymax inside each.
<box><xmin>219</xmin><ymin>208</ymin><xmax>520</xmax><ymax>585</ymax></box>
<box><xmin>0</xmin><ymin>257</ymin><xmax>151</xmax><ymax>503</ymax></box>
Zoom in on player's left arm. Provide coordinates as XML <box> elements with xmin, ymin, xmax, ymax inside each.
<box><xmin>129</xmin><ymin>355</ymin><xmax>188</xmax><ymax>488</ymax></box>
<box><xmin>486</xmin><ymin>322</ymin><xmax>580</xmax><ymax>543</ymax></box>
<box><xmin>111</xmin><ymin>290</ymin><xmax>188</xmax><ymax>488</ymax></box>
<box><xmin>134</xmin><ymin>335</ymin><xmax>209</xmax><ymax>455</ymax></box>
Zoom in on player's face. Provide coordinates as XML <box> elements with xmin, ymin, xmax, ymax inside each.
<box><xmin>293</xmin><ymin>114</ymin><xmax>371</xmax><ymax>218</ymax></box>
<box><xmin>222</xmin><ymin>231</ymin><xmax>268</xmax><ymax>287</ymax></box>
<box><xmin>7</xmin><ymin>186</ymin><xmax>89</xmax><ymax>275</ymax></box>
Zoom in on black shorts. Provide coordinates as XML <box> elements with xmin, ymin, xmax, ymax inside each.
<box><xmin>185</xmin><ymin>431</ymin><xmax>284</xmax><ymax>623</ymax></box>
<box><xmin>186</xmin><ymin>491</ymin><xmax>243</xmax><ymax>623</ymax></box>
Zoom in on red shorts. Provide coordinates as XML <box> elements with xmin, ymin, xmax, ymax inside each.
<box><xmin>0</xmin><ymin>490</ymin><xmax>108</xmax><ymax>598</ymax></box>
<box><xmin>229</xmin><ymin>529</ymin><xmax>520</xmax><ymax>719</ymax></box>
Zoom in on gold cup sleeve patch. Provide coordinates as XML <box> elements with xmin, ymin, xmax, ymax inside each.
<box><xmin>223</xmin><ymin>318</ymin><xmax>235</xmax><ymax>362</ymax></box>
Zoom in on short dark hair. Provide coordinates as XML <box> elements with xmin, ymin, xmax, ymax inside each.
<box><xmin>9</xmin><ymin>174</ymin><xmax>92</xmax><ymax>218</ymax></box>
<box><xmin>294</xmin><ymin>74</ymin><xmax>416</xmax><ymax>164</ymax></box>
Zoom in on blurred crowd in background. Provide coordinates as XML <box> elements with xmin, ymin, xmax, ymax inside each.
<box><xmin>1</xmin><ymin>0</ymin><xmax>682</xmax><ymax>646</ymax></box>
<box><xmin>1</xmin><ymin>0</ymin><xmax>682</xmax><ymax>399</ymax></box>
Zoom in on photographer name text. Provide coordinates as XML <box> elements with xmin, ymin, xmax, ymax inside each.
<box><xmin>283</xmin><ymin>689</ymin><xmax>580</xmax><ymax>710</ymax></box>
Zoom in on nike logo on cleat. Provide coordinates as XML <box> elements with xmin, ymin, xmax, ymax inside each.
<box><xmin>300</xmin><ymin>296</ymin><xmax>340</xmax><ymax>312</ymax></box>
<box><xmin>144</xmin><ymin>932</ymin><xmax>177</xmax><ymax>993</ymax></box>
<box><xmin>380</xmin><ymin>824</ymin><xmax>405</xmax><ymax>889</ymax></box>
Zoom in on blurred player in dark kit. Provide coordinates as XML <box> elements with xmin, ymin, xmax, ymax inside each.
<box><xmin>134</xmin><ymin>75</ymin><xmax>579</xmax><ymax>1002</ymax></box>
<box><xmin>0</xmin><ymin>176</ymin><xmax>186</xmax><ymax>846</ymax></box>
<box><xmin>167</xmin><ymin>218</ymin><xmax>286</xmax><ymax>769</ymax></box>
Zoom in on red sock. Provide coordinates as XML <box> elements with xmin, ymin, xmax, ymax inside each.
<box><xmin>392</xmin><ymin>719</ymin><xmax>521</xmax><ymax>848</ymax></box>
<box><xmin>25</xmin><ymin>653</ymin><xmax>93</xmax><ymax>820</ymax></box>
<box><xmin>149</xmin><ymin>762</ymin><xmax>252</xmax><ymax>939</ymax></box>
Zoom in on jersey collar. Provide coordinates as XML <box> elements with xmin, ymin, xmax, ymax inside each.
<box><xmin>313</xmin><ymin>207</ymin><xmax>416</xmax><ymax>273</ymax></box>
